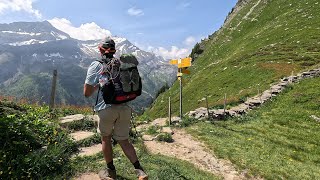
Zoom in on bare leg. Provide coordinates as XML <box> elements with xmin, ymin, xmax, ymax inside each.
<box><xmin>101</xmin><ymin>135</ymin><xmax>113</xmax><ymax>163</ymax></box>
<box><xmin>117</xmin><ymin>139</ymin><xmax>138</xmax><ymax>163</ymax></box>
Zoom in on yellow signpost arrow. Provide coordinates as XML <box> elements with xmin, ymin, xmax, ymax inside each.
<box><xmin>169</xmin><ymin>59</ymin><xmax>178</xmax><ymax>65</ymax></box>
<box><xmin>177</xmin><ymin>57</ymin><xmax>192</xmax><ymax>68</ymax></box>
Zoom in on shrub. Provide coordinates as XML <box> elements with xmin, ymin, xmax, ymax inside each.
<box><xmin>146</xmin><ymin>125</ymin><xmax>159</xmax><ymax>135</ymax></box>
<box><xmin>179</xmin><ymin>117</ymin><xmax>197</xmax><ymax>127</ymax></box>
<box><xmin>0</xmin><ymin>103</ymin><xmax>77</xmax><ymax>179</ymax></box>
<box><xmin>156</xmin><ymin>133</ymin><xmax>173</xmax><ymax>143</ymax></box>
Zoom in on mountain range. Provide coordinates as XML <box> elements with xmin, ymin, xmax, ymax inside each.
<box><xmin>0</xmin><ymin>21</ymin><xmax>177</xmax><ymax>112</ymax></box>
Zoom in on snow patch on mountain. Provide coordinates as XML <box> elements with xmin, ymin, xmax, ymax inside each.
<box><xmin>2</xmin><ymin>31</ymin><xmax>42</xmax><ymax>36</ymax></box>
<box><xmin>50</xmin><ymin>31</ymin><xmax>68</xmax><ymax>40</ymax></box>
<box><xmin>9</xmin><ymin>39</ymin><xmax>48</xmax><ymax>46</ymax></box>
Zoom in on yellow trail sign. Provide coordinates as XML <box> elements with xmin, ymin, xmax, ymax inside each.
<box><xmin>170</xmin><ymin>59</ymin><xmax>178</xmax><ymax>65</ymax></box>
<box><xmin>177</xmin><ymin>57</ymin><xmax>192</xmax><ymax>68</ymax></box>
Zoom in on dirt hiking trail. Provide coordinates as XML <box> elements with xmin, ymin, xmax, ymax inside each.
<box><xmin>143</xmin><ymin>128</ymin><xmax>255</xmax><ymax>180</ymax></box>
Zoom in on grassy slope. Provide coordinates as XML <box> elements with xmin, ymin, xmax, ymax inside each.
<box><xmin>188</xmin><ymin>77</ymin><xmax>320</xmax><ymax>179</ymax></box>
<box><xmin>147</xmin><ymin>0</ymin><xmax>320</xmax><ymax>118</ymax></box>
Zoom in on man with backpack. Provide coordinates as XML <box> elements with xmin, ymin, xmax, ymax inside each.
<box><xmin>83</xmin><ymin>37</ymin><xmax>148</xmax><ymax>180</ymax></box>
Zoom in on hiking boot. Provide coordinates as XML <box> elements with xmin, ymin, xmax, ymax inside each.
<box><xmin>98</xmin><ymin>168</ymin><xmax>117</xmax><ymax>180</ymax></box>
<box><xmin>135</xmin><ymin>169</ymin><xmax>148</xmax><ymax>180</ymax></box>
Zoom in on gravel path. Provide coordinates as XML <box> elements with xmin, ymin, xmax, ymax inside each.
<box><xmin>143</xmin><ymin>128</ymin><xmax>250</xmax><ymax>180</ymax></box>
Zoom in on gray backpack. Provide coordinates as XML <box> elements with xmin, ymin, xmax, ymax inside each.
<box><xmin>97</xmin><ymin>54</ymin><xmax>142</xmax><ymax>104</ymax></box>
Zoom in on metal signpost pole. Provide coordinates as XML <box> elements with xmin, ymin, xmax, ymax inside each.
<box><xmin>168</xmin><ymin>96</ymin><xmax>171</xmax><ymax>125</ymax></box>
<box><xmin>179</xmin><ymin>68</ymin><xmax>183</xmax><ymax>119</ymax></box>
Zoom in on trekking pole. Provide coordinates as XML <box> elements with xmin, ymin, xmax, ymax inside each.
<box><xmin>130</xmin><ymin>108</ymin><xmax>139</xmax><ymax>138</ymax></box>
<box><xmin>93</xmin><ymin>86</ymin><xmax>101</xmax><ymax>115</ymax></box>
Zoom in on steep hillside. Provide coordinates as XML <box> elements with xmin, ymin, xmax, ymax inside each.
<box><xmin>148</xmin><ymin>0</ymin><xmax>320</xmax><ymax>118</ymax></box>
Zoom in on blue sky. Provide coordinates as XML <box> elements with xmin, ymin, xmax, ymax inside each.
<box><xmin>0</xmin><ymin>0</ymin><xmax>237</xmax><ymax>59</ymax></box>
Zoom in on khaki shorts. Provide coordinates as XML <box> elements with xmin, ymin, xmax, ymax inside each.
<box><xmin>97</xmin><ymin>104</ymin><xmax>131</xmax><ymax>140</ymax></box>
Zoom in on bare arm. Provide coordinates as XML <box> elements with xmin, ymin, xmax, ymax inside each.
<box><xmin>83</xmin><ymin>84</ymin><xmax>99</xmax><ymax>97</ymax></box>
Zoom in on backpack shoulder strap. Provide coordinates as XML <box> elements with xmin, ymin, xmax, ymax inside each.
<box><xmin>96</xmin><ymin>59</ymin><xmax>104</xmax><ymax>64</ymax></box>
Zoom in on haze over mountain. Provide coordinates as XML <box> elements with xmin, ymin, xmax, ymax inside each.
<box><xmin>0</xmin><ymin>21</ymin><xmax>177</xmax><ymax>111</ymax></box>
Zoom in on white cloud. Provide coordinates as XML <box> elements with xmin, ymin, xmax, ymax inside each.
<box><xmin>151</xmin><ymin>46</ymin><xmax>190</xmax><ymax>60</ymax></box>
<box><xmin>127</xmin><ymin>7</ymin><xmax>144</xmax><ymax>17</ymax></box>
<box><xmin>183</xmin><ymin>36</ymin><xmax>196</xmax><ymax>46</ymax></box>
<box><xmin>48</xmin><ymin>18</ymin><xmax>112</xmax><ymax>41</ymax></box>
<box><xmin>0</xmin><ymin>0</ymin><xmax>41</xmax><ymax>18</ymax></box>
<box><xmin>136</xmin><ymin>36</ymin><xmax>198</xmax><ymax>60</ymax></box>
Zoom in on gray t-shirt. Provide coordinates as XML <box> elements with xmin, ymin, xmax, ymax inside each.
<box><xmin>85</xmin><ymin>61</ymin><xmax>110</xmax><ymax>112</ymax></box>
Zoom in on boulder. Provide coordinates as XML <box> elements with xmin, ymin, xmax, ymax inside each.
<box><xmin>59</xmin><ymin>114</ymin><xmax>85</xmax><ymax>124</ymax></box>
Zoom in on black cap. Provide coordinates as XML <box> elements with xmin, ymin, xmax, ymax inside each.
<box><xmin>101</xmin><ymin>37</ymin><xmax>115</xmax><ymax>49</ymax></box>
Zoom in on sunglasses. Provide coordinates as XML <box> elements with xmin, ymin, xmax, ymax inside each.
<box><xmin>99</xmin><ymin>46</ymin><xmax>116</xmax><ymax>54</ymax></box>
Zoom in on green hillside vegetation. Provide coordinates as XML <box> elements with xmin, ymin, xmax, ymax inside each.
<box><xmin>147</xmin><ymin>0</ymin><xmax>320</xmax><ymax>118</ymax></box>
<box><xmin>0</xmin><ymin>101</ymin><xmax>219</xmax><ymax>179</ymax></box>
<box><xmin>187</xmin><ymin>77</ymin><xmax>320</xmax><ymax>179</ymax></box>
<box><xmin>2</xmin><ymin>73</ymin><xmax>73</xmax><ymax>104</ymax></box>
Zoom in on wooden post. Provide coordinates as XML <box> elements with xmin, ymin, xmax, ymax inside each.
<box><xmin>223</xmin><ymin>93</ymin><xmax>227</xmax><ymax>116</ymax></box>
<box><xmin>205</xmin><ymin>95</ymin><xmax>210</xmax><ymax>120</ymax></box>
<box><xmin>49</xmin><ymin>70</ymin><xmax>57</xmax><ymax>111</ymax></box>
<box><xmin>168</xmin><ymin>96</ymin><xmax>171</xmax><ymax>126</ymax></box>
<box><xmin>258</xmin><ymin>84</ymin><xmax>262</xmax><ymax>103</ymax></box>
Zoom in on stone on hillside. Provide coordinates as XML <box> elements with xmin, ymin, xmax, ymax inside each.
<box><xmin>59</xmin><ymin>114</ymin><xmax>85</xmax><ymax>124</ymax></box>
<box><xmin>211</xmin><ymin>109</ymin><xmax>226</xmax><ymax>120</ymax></box>
<box><xmin>136</xmin><ymin>124</ymin><xmax>149</xmax><ymax>132</ymax></box>
<box><xmin>142</xmin><ymin>134</ymin><xmax>154</xmax><ymax>141</ymax></box>
<box><xmin>162</xmin><ymin>127</ymin><xmax>174</xmax><ymax>135</ymax></box>
<box><xmin>194</xmin><ymin>113</ymin><xmax>206</xmax><ymax>120</ymax></box>
<box><xmin>70</xmin><ymin>131</ymin><xmax>95</xmax><ymax>142</ymax></box>
<box><xmin>302</xmin><ymin>71</ymin><xmax>311</xmax><ymax>76</ymax></box>
<box><xmin>77</xmin><ymin>144</ymin><xmax>102</xmax><ymax>157</ymax></box>
<box><xmin>151</xmin><ymin>118</ymin><xmax>167</xmax><ymax>126</ymax></box>
<box><xmin>171</xmin><ymin>116</ymin><xmax>182</xmax><ymax>123</ymax></box>
<box><xmin>187</xmin><ymin>111</ymin><xmax>197</xmax><ymax>117</ymax></box>
<box><xmin>310</xmin><ymin>115</ymin><xmax>320</xmax><ymax>123</ymax></box>
<box><xmin>282</xmin><ymin>77</ymin><xmax>289</xmax><ymax>81</ymax></box>
<box><xmin>246</xmin><ymin>98</ymin><xmax>262</xmax><ymax>106</ymax></box>
<box><xmin>230</xmin><ymin>104</ymin><xmax>248</xmax><ymax>114</ymax></box>
<box><xmin>278</xmin><ymin>81</ymin><xmax>289</xmax><ymax>87</ymax></box>
<box><xmin>270</xmin><ymin>85</ymin><xmax>283</xmax><ymax>90</ymax></box>
<box><xmin>85</xmin><ymin>115</ymin><xmax>99</xmax><ymax>122</ymax></box>
<box><xmin>261</xmin><ymin>91</ymin><xmax>272</xmax><ymax>101</ymax></box>
<box><xmin>226</xmin><ymin>110</ymin><xmax>238</xmax><ymax>117</ymax></box>
<box><xmin>270</xmin><ymin>85</ymin><xmax>283</xmax><ymax>94</ymax></box>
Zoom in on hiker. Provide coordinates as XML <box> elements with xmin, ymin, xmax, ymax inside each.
<box><xmin>83</xmin><ymin>37</ymin><xmax>147</xmax><ymax>180</ymax></box>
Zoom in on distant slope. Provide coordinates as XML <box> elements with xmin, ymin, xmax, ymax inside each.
<box><xmin>148</xmin><ymin>0</ymin><xmax>320</xmax><ymax>118</ymax></box>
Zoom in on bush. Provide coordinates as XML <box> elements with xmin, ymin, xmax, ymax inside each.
<box><xmin>156</xmin><ymin>133</ymin><xmax>173</xmax><ymax>143</ymax></box>
<box><xmin>0</xmin><ymin>103</ymin><xmax>77</xmax><ymax>179</ymax></box>
<box><xmin>146</xmin><ymin>125</ymin><xmax>159</xmax><ymax>135</ymax></box>
<box><xmin>179</xmin><ymin>117</ymin><xmax>197</xmax><ymax>127</ymax></box>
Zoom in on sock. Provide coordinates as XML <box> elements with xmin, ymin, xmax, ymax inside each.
<box><xmin>133</xmin><ymin>161</ymin><xmax>143</xmax><ymax>170</ymax></box>
<box><xmin>107</xmin><ymin>161</ymin><xmax>115</xmax><ymax>170</ymax></box>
